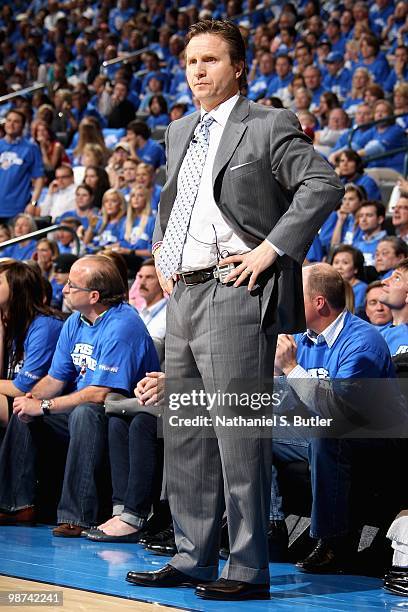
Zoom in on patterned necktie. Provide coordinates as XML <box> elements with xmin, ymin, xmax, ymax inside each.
<box><xmin>157</xmin><ymin>114</ymin><xmax>215</xmax><ymax>280</ymax></box>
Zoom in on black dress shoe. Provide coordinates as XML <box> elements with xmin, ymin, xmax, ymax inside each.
<box><xmin>140</xmin><ymin>525</ymin><xmax>174</xmax><ymax>546</ymax></box>
<box><xmin>87</xmin><ymin>528</ymin><xmax>142</xmax><ymax>543</ymax></box>
<box><xmin>268</xmin><ymin>520</ymin><xmax>289</xmax><ymax>562</ymax></box>
<box><xmin>296</xmin><ymin>538</ymin><xmax>354</xmax><ymax>574</ymax></box>
<box><xmin>384</xmin><ymin>572</ymin><xmax>408</xmax><ymax>597</ymax></box>
<box><xmin>195</xmin><ymin>578</ymin><xmax>270</xmax><ymax>600</ymax></box>
<box><xmin>126</xmin><ymin>564</ymin><xmax>205</xmax><ymax>588</ymax></box>
<box><xmin>145</xmin><ymin>534</ymin><xmax>177</xmax><ymax>556</ymax></box>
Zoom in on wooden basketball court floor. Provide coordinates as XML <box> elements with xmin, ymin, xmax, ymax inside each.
<box><xmin>0</xmin><ymin>525</ymin><xmax>407</xmax><ymax>611</ymax></box>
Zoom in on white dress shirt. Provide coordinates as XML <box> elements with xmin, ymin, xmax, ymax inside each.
<box><xmin>40</xmin><ymin>183</ymin><xmax>76</xmax><ymax>220</ymax></box>
<box><xmin>179</xmin><ymin>94</ymin><xmax>282</xmax><ymax>271</ymax></box>
<box><xmin>180</xmin><ymin>94</ymin><xmax>251</xmax><ymax>271</ymax></box>
<box><xmin>139</xmin><ymin>297</ymin><xmax>167</xmax><ymax>341</ymax></box>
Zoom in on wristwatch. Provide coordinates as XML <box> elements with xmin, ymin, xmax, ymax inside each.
<box><xmin>30</xmin><ymin>200</ymin><xmax>38</xmax><ymax>207</ymax></box>
<box><xmin>40</xmin><ymin>399</ymin><xmax>53</xmax><ymax>415</ymax></box>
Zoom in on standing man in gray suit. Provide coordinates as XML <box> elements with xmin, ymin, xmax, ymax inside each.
<box><xmin>126</xmin><ymin>19</ymin><xmax>344</xmax><ymax>600</ymax></box>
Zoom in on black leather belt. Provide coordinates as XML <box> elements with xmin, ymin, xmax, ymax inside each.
<box><xmin>178</xmin><ymin>267</ymin><xmax>217</xmax><ymax>286</ymax></box>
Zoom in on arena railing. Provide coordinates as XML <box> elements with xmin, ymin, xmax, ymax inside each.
<box><xmin>101</xmin><ymin>47</ymin><xmax>150</xmax><ymax>70</ymax></box>
<box><xmin>0</xmin><ymin>83</ymin><xmax>47</xmax><ymax>105</ymax></box>
<box><xmin>0</xmin><ymin>224</ymin><xmax>81</xmax><ymax>256</ymax></box>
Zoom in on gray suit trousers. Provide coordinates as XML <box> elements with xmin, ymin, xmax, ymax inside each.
<box><xmin>163</xmin><ymin>278</ymin><xmax>276</xmax><ymax>583</ymax></box>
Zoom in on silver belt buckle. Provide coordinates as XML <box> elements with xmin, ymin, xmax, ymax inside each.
<box><xmin>180</xmin><ymin>271</ymin><xmax>195</xmax><ymax>286</ymax></box>
<box><xmin>213</xmin><ymin>263</ymin><xmax>235</xmax><ymax>283</ymax></box>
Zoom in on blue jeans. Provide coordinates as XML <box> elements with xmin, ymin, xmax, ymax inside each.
<box><xmin>0</xmin><ymin>403</ymin><xmax>108</xmax><ymax>528</ymax></box>
<box><xmin>108</xmin><ymin>413</ymin><xmax>163</xmax><ymax>528</ymax></box>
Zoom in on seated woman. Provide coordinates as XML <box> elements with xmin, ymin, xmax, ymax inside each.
<box><xmin>0</xmin><ymin>260</ymin><xmax>64</xmax><ymax>439</ymax></box>
<box><xmin>114</xmin><ymin>186</ymin><xmax>155</xmax><ymax>257</ymax></box>
<box><xmin>330</xmin><ymin>183</ymin><xmax>367</xmax><ymax>248</ymax></box>
<box><xmin>330</xmin><ymin>244</ymin><xmax>368</xmax><ymax>311</ymax></box>
<box><xmin>3</xmin><ymin>215</ymin><xmax>38</xmax><ymax>261</ymax></box>
<box><xmin>0</xmin><ymin>224</ymin><xmax>11</xmax><ymax>258</ymax></box>
<box><xmin>110</xmin><ymin>186</ymin><xmax>155</xmax><ymax>274</ymax></box>
<box><xmin>358</xmin><ymin>100</ymin><xmax>407</xmax><ymax>173</ymax></box>
<box><xmin>33</xmin><ymin>238</ymin><xmax>59</xmax><ymax>280</ymax></box>
<box><xmin>134</xmin><ymin>162</ymin><xmax>162</xmax><ymax>214</ymax></box>
<box><xmin>88</xmin><ymin>372</ymin><xmax>165</xmax><ymax>542</ymax></box>
<box><xmin>33</xmin><ymin>120</ymin><xmax>70</xmax><ymax>184</ymax></box>
<box><xmin>85</xmin><ymin>188</ymin><xmax>126</xmax><ymax>251</ymax></box>
<box><xmin>336</xmin><ymin>149</ymin><xmax>381</xmax><ymax>200</ymax></box>
<box><xmin>146</xmin><ymin>94</ymin><xmax>170</xmax><ymax>130</ymax></box>
<box><xmin>83</xmin><ymin>165</ymin><xmax>111</xmax><ymax>210</ymax></box>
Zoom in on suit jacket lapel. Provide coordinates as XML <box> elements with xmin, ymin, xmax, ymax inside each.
<box><xmin>212</xmin><ymin>95</ymin><xmax>250</xmax><ymax>186</ymax></box>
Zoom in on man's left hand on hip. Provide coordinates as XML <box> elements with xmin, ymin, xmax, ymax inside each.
<box><xmin>220</xmin><ymin>240</ymin><xmax>278</xmax><ymax>291</ymax></box>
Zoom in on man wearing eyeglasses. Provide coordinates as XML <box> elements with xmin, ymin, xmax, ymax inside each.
<box><xmin>32</xmin><ymin>164</ymin><xmax>76</xmax><ymax>221</ymax></box>
<box><xmin>0</xmin><ymin>255</ymin><xmax>159</xmax><ymax>535</ymax></box>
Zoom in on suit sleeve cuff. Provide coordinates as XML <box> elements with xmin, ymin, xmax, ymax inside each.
<box><xmin>265</xmin><ymin>239</ymin><xmax>284</xmax><ymax>257</ymax></box>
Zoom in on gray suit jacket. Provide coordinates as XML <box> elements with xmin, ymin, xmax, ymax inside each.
<box><xmin>153</xmin><ymin>95</ymin><xmax>344</xmax><ymax>333</ymax></box>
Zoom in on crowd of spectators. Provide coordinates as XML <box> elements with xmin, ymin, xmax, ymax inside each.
<box><xmin>0</xmin><ymin>0</ymin><xmax>407</xmax><ymax>583</ymax></box>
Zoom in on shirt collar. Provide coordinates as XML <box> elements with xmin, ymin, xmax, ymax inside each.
<box><xmin>200</xmin><ymin>93</ymin><xmax>240</xmax><ymax>129</ymax></box>
<box><xmin>80</xmin><ymin>308</ymin><xmax>109</xmax><ymax>327</ymax></box>
<box><xmin>304</xmin><ymin>309</ymin><xmax>348</xmax><ymax>348</ymax></box>
<box><xmin>5</xmin><ymin>135</ymin><xmax>23</xmax><ymax>145</ymax></box>
<box><xmin>363</xmin><ymin>229</ymin><xmax>387</xmax><ymax>243</ymax></box>
<box><xmin>142</xmin><ymin>297</ymin><xmax>167</xmax><ymax>317</ymax></box>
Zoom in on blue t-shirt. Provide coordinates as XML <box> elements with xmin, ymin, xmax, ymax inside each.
<box><xmin>4</xmin><ymin>240</ymin><xmax>37</xmax><ymax>261</ymax></box>
<box><xmin>49</xmin><ymin>303</ymin><xmax>159</xmax><ymax>393</ymax></box>
<box><xmin>51</xmin><ymin>277</ymin><xmax>64</xmax><ymax>310</ymax></box>
<box><xmin>353</xmin><ymin>230</ymin><xmax>388</xmax><ymax>266</ymax></box>
<box><xmin>306</xmin><ymin>234</ymin><xmax>324</xmax><ymax>262</ymax></box>
<box><xmin>12</xmin><ymin>314</ymin><xmax>63</xmax><ymax>393</ymax></box>
<box><xmin>137</xmin><ymin>139</ymin><xmax>166</xmax><ymax>169</ymax></box>
<box><xmin>119</xmin><ymin>216</ymin><xmax>155</xmax><ymax>250</ymax></box>
<box><xmin>92</xmin><ymin>217</ymin><xmax>125</xmax><ymax>248</ymax></box>
<box><xmin>381</xmin><ymin>324</ymin><xmax>408</xmax><ymax>356</ymax></box>
<box><xmin>323</xmin><ymin>67</ymin><xmax>352</xmax><ymax>100</ymax></box>
<box><xmin>352</xmin><ymin>280</ymin><xmax>368</xmax><ymax>310</ymax></box>
<box><xmin>58</xmin><ymin>209</ymin><xmax>99</xmax><ymax>231</ymax></box>
<box><xmin>295</xmin><ymin>311</ymin><xmax>394</xmax><ymax>378</ymax></box>
<box><xmin>0</xmin><ymin>137</ymin><xmax>44</xmax><ymax>218</ymax></box>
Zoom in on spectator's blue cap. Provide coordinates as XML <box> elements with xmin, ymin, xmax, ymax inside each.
<box><xmin>317</xmin><ymin>36</ymin><xmax>331</xmax><ymax>47</ymax></box>
<box><xmin>324</xmin><ymin>51</ymin><xmax>343</xmax><ymax>63</ymax></box>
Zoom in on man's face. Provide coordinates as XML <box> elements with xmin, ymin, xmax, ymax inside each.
<box><xmin>275</xmin><ymin>56</ymin><xmax>290</xmax><ymax>78</ymax></box>
<box><xmin>123</xmin><ymin>161</ymin><xmax>138</xmax><ymax>184</ymax></box>
<box><xmin>259</xmin><ymin>53</ymin><xmax>274</xmax><ymax>75</ymax></box>
<box><xmin>392</xmin><ymin>198</ymin><xmax>408</xmax><ymax>229</ymax></box>
<box><xmin>62</xmin><ymin>260</ymin><xmax>95</xmax><ymax>312</ymax></box>
<box><xmin>185</xmin><ymin>33</ymin><xmax>242</xmax><ymax>111</ymax></box>
<box><xmin>295</xmin><ymin>47</ymin><xmax>312</xmax><ymax>68</ymax></box>
<box><xmin>328</xmin><ymin>109</ymin><xmax>347</xmax><ymax>129</ymax></box>
<box><xmin>5</xmin><ymin>112</ymin><xmax>24</xmax><ymax>139</ymax></box>
<box><xmin>304</xmin><ymin>68</ymin><xmax>320</xmax><ymax>90</ymax></box>
<box><xmin>355</xmin><ymin>104</ymin><xmax>373</xmax><ymax>125</ymax></box>
<box><xmin>375</xmin><ymin>241</ymin><xmax>402</xmax><ymax>273</ymax></box>
<box><xmin>358</xmin><ymin>206</ymin><xmax>381</xmax><ymax>233</ymax></box>
<box><xmin>137</xmin><ymin>265</ymin><xmax>163</xmax><ymax>304</ymax></box>
<box><xmin>365</xmin><ymin>287</ymin><xmax>392</xmax><ymax>326</ymax></box>
<box><xmin>55</xmin><ymin>167</ymin><xmax>74</xmax><ymax>189</ymax></box>
<box><xmin>380</xmin><ymin>268</ymin><xmax>408</xmax><ymax>309</ymax></box>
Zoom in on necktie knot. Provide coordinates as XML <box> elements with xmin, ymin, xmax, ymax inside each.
<box><xmin>194</xmin><ymin>114</ymin><xmax>214</xmax><ymax>141</ymax></box>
